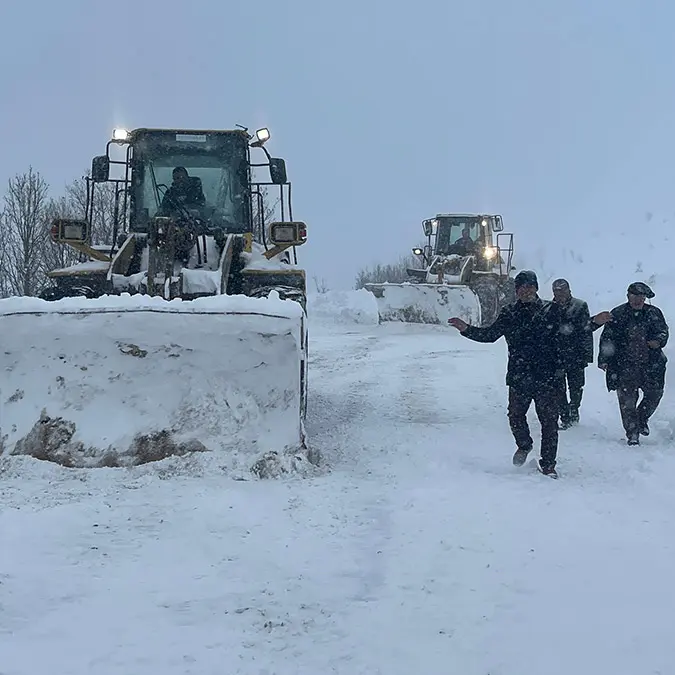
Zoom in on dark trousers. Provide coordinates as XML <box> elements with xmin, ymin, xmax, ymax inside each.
<box><xmin>559</xmin><ymin>364</ymin><xmax>586</xmax><ymax>420</ymax></box>
<box><xmin>508</xmin><ymin>383</ymin><xmax>559</xmax><ymax>468</ymax></box>
<box><xmin>617</xmin><ymin>380</ymin><xmax>664</xmax><ymax>437</ymax></box>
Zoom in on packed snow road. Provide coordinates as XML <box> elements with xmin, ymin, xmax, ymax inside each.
<box><xmin>2</xmin><ymin>310</ymin><xmax>675</xmax><ymax>674</ymax></box>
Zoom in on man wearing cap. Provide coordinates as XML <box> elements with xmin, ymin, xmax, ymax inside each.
<box><xmin>550</xmin><ymin>278</ymin><xmax>594</xmax><ymax>428</ymax></box>
<box><xmin>597</xmin><ymin>282</ymin><xmax>668</xmax><ymax>445</ymax></box>
<box><xmin>448</xmin><ymin>270</ymin><xmax>564</xmax><ymax>477</ymax></box>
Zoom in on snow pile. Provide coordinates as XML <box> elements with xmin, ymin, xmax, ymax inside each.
<box><xmin>307</xmin><ymin>289</ymin><xmax>379</xmax><ymax>325</ymax></box>
<box><xmin>0</xmin><ymin>293</ymin><xmax>313</xmax><ymax>477</ymax></box>
<box><xmin>364</xmin><ymin>282</ymin><xmax>482</xmax><ymax>325</ymax></box>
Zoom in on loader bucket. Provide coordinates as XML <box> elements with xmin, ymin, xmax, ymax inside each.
<box><xmin>0</xmin><ymin>293</ymin><xmax>310</xmax><ymax>477</ymax></box>
<box><xmin>363</xmin><ymin>282</ymin><xmax>482</xmax><ymax>325</ymax></box>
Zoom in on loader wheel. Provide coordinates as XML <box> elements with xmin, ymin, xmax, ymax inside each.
<box><xmin>469</xmin><ymin>277</ymin><xmax>500</xmax><ymax>326</ymax></box>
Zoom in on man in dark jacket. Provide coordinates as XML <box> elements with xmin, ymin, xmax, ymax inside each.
<box><xmin>448</xmin><ymin>270</ymin><xmax>564</xmax><ymax>477</ymax></box>
<box><xmin>551</xmin><ymin>278</ymin><xmax>594</xmax><ymax>428</ymax></box>
<box><xmin>598</xmin><ymin>281</ymin><xmax>668</xmax><ymax>445</ymax></box>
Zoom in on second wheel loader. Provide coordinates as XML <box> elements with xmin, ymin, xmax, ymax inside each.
<box><xmin>1</xmin><ymin>125</ymin><xmax>312</xmax><ymax>475</ymax></box>
<box><xmin>364</xmin><ymin>213</ymin><xmax>516</xmax><ymax>326</ymax></box>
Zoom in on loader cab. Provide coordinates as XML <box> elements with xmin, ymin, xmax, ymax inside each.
<box><xmin>418</xmin><ymin>214</ymin><xmax>505</xmax><ymax>272</ymax></box>
<box><xmin>86</xmin><ymin>126</ymin><xmax>295</xmax><ymax>251</ymax></box>
<box><xmin>128</xmin><ymin>131</ymin><xmax>251</xmax><ymax>234</ymax></box>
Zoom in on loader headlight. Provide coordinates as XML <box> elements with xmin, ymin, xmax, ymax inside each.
<box><xmin>481</xmin><ymin>219</ymin><xmax>488</xmax><ymax>227</ymax></box>
<box><xmin>50</xmin><ymin>218</ymin><xmax>89</xmax><ymax>243</ymax></box>
<box><xmin>112</xmin><ymin>128</ymin><xmax>129</xmax><ymax>142</ymax></box>
<box><xmin>483</xmin><ymin>246</ymin><xmax>497</xmax><ymax>259</ymax></box>
<box><xmin>250</xmin><ymin>127</ymin><xmax>271</xmax><ymax>147</ymax></box>
<box><xmin>412</xmin><ymin>247</ymin><xmax>423</xmax><ymax>256</ymax></box>
<box><xmin>269</xmin><ymin>221</ymin><xmax>307</xmax><ymax>246</ymax></box>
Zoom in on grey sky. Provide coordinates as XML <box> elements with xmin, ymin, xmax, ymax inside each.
<box><xmin>1</xmin><ymin>0</ymin><xmax>672</xmax><ymax>290</ymax></box>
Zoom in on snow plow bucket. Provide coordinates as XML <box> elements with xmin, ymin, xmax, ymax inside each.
<box><xmin>363</xmin><ymin>282</ymin><xmax>482</xmax><ymax>325</ymax></box>
<box><xmin>0</xmin><ymin>293</ymin><xmax>309</xmax><ymax>477</ymax></box>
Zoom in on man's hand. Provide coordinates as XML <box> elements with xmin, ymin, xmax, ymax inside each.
<box><xmin>647</xmin><ymin>340</ymin><xmax>661</xmax><ymax>349</ymax></box>
<box><xmin>592</xmin><ymin>311</ymin><xmax>612</xmax><ymax>325</ymax></box>
<box><xmin>448</xmin><ymin>317</ymin><xmax>468</xmax><ymax>332</ymax></box>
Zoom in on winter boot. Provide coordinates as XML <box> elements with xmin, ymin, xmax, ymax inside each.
<box><xmin>512</xmin><ymin>446</ymin><xmax>532</xmax><ymax>466</ymax></box>
<box><xmin>538</xmin><ymin>460</ymin><xmax>558</xmax><ymax>479</ymax></box>
<box><xmin>569</xmin><ymin>405</ymin><xmax>580</xmax><ymax>425</ymax></box>
<box><xmin>638</xmin><ymin>420</ymin><xmax>650</xmax><ymax>436</ymax></box>
<box><xmin>627</xmin><ymin>433</ymin><xmax>640</xmax><ymax>446</ymax></box>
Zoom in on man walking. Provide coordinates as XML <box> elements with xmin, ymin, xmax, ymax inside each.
<box><xmin>448</xmin><ymin>270</ymin><xmax>563</xmax><ymax>477</ymax></box>
<box><xmin>598</xmin><ymin>282</ymin><xmax>669</xmax><ymax>445</ymax></box>
<box><xmin>551</xmin><ymin>278</ymin><xmax>594</xmax><ymax>428</ymax></box>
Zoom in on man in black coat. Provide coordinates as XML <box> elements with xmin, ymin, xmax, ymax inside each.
<box><xmin>598</xmin><ymin>281</ymin><xmax>669</xmax><ymax>445</ymax></box>
<box><xmin>448</xmin><ymin>270</ymin><xmax>564</xmax><ymax>477</ymax></box>
<box><xmin>551</xmin><ymin>278</ymin><xmax>594</xmax><ymax>429</ymax></box>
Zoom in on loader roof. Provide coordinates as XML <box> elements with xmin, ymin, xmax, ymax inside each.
<box><xmin>123</xmin><ymin>128</ymin><xmax>251</xmax><ymax>139</ymax></box>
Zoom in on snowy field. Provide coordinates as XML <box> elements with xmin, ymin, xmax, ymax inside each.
<box><xmin>2</xmin><ymin>289</ymin><xmax>675</xmax><ymax>674</ymax></box>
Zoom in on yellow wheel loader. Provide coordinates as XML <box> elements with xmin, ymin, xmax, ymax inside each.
<box><xmin>0</xmin><ymin>126</ymin><xmax>312</xmax><ymax>473</ymax></box>
<box><xmin>364</xmin><ymin>213</ymin><xmax>515</xmax><ymax>326</ymax></box>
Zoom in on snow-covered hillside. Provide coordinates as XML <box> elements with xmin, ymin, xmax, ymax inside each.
<box><xmin>1</xmin><ymin>289</ymin><xmax>674</xmax><ymax>674</ymax></box>
<box><xmin>517</xmin><ymin>208</ymin><xmax>675</xmax><ymax>317</ymax></box>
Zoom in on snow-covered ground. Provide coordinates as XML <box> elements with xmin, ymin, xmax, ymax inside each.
<box><xmin>2</xmin><ymin>289</ymin><xmax>675</xmax><ymax>674</ymax></box>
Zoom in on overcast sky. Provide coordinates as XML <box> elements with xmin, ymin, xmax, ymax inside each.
<box><xmin>1</xmin><ymin>0</ymin><xmax>674</xmax><ymax>290</ymax></box>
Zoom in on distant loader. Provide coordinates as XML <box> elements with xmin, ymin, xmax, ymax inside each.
<box><xmin>364</xmin><ymin>213</ymin><xmax>515</xmax><ymax>326</ymax></box>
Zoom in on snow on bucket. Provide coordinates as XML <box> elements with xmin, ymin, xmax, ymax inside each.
<box><xmin>364</xmin><ymin>283</ymin><xmax>482</xmax><ymax>325</ymax></box>
<box><xmin>0</xmin><ymin>293</ymin><xmax>311</xmax><ymax>476</ymax></box>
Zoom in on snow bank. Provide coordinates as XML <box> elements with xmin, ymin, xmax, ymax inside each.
<box><xmin>364</xmin><ymin>282</ymin><xmax>482</xmax><ymax>325</ymax></box>
<box><xmin>0</xmin><ymin>293</ymin><xmax>312</xmax><ymax>478</ymax></box>
<box><xmin>307</xmin><ymin>289</ymin><xmax>380</xmax><ymax>325</ymax></box>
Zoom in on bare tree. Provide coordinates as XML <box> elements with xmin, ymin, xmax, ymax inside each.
<box><xmin>313</xmin><ymin>276</ymin><xmax>329</xmax><ymax>293</ymax></box>
<box><xmin>2</xmin><ymin>168</ymin><xmax>50</xmax><ymax>296</ymax></box>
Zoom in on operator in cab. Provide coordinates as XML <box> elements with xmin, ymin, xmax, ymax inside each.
<box><xmin>447</xmin><ymin>226</ymin><xmax>477</xmax><ymax>256</ymax></box>
<box><xmin>158</xmin><ymin>166</ymin><xmax>206</xmax><ymax>215</ymax></box>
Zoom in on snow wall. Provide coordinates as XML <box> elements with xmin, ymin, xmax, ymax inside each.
<box><xmin>0</xmin><ymin>293</ymin><xmax>310</xmax><ymax>477</ymax></box>
<box><xmin>306</xmin><ymin>288</ymin><xmax>380</xmax><ymax>325</ymax></box>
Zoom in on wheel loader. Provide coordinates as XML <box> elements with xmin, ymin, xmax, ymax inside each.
<box><xmin>0</xmin><ymin>126</ymin><xmax>312</xmax><ymax>472</ymax></box>
<box><xmin>364</xmin><ymin>213</ymin><xmax>515</xmax><ymax>326</ymax></box>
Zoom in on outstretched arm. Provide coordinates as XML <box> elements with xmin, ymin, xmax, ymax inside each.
<box><xmin>597</xmin><ymin>321</ymin><xmax>616</xmax><ymax>370</ymax></box>
<box><xmin>449</xmin><ymin>308</ymin><xmax>508</xmax><ymax>343</ymax></box>
<box><xmin>588</xmin><ymin>310</ymin><xmax>612</xmax><ymax>333</ymax></box>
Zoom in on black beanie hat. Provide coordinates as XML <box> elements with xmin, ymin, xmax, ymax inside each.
<box><xmin>514</xmin><ymin>270</ymin><xmax>538</xmax><ymax>290</ymax></box>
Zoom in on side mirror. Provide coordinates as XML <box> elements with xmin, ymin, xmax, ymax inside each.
<box><xmin>50</xmin><ymin>218</ymin><xmax>89</xmax><ymax>243</ymax></box>
<box><xmin>269</xmin><ymin>157</ymin><xmax>287</xmax><ymax>185</ymax></box>
<box><xmin>422</xmin><ymin>219</ymin><xmax>433</xmax><ymax>236</ymax></box>
<box><xmin>91</xmin><ymin>155</ymin><xmax>110</xmax><ymax>183</ymax></box>
<box><xmin>493</xmin><ymin>215</ymin><xmax>504</xmax><ymax>232</ymax></box>
<box><xmin>269</xmin><ymin>221</ymin><xmax>307</xmax><ymax>246</ymax></box>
